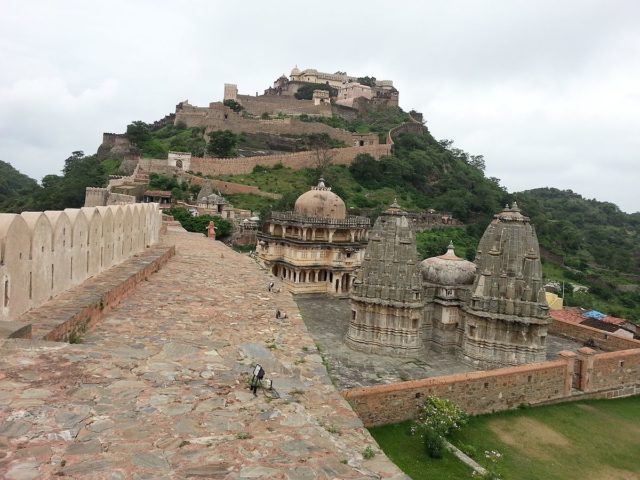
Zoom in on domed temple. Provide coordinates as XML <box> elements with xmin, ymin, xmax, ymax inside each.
<box><xmin>257</xmin><ymin>179</ymin><xmax>370</xmax><ymax>295</ymax></box>
<box><xmin>345</xmin><ymin>201</ymin><xmax>424</xmax><ymax>356</ymax></box>
<box><xmin>344</xmin><ymin>201</ymin><xmax>552</xmax><ymax>368</ymax></box>
<box><xmin>420</xmin><ymin>241</ymin><xmax>476</xmax><ymax>354</ymax></box>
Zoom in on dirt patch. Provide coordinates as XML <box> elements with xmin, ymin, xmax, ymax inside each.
<box><xmin>576</xmin><ymin>403</ymin><xmax>640</xmax><ymax>435</ymax></box>
<box><xmin>593</xmin><ymin>466</ymin><xmax>640</xmax><ymax>480</ymax></box>
<box><xmin>489</xmin><ymin>417</ymin><xmax>570</xmax><ymax>459</ymax></box>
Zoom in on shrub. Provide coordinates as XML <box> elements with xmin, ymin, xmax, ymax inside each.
<box><xmin>416</xmin><ymin>396</ymin><xmax>468</xmax><ymax>437</ymax></box>
<box><xmin>423</xmin><ymin>427</ymin><xmax>445</xmax><ymax>458</ymax></box>
<box><xmin>414</xmin><ymin>396</ymin><xmax>468</xmax><ymax>459</ymax></box>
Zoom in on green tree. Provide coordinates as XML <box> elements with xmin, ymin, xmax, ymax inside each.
<box><xmin>223</xmin><ymin>99</ymin><xmax>244</xmax><ymax>113</ymax></box>
<box><xmin>294</xmin><ymin>83</ymin><xmax>338</xmax><ymax>100</ymax></box>
<box><xmin>126</xmin><ymin>121</ymin><xmax>151</xmax><ymax>147</ymax></box>
<box><xmin>36</xmin><ymin>151</ymin><xmax>107</xmax><ymax>210</ymax></box>
<box><xmin>207</xmin><ymin>130</ymin><xmax>238</xmax><ymax>157</ymax></box>
<box><xmin>357</xmin><ymin>76</ymin><xmax>377</xmax><ymax>87</ymax></box>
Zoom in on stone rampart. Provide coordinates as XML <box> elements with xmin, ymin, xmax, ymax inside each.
<box><xmin>550</xmin><ymin>318</ymin><xmax>640</xmax><ymax>351</ymax></box>
<box><xmin>236</xmin><ymin>94</ymin><xmax>332</xmax><ymax>117</ymax></box>
<box><xmin>84</xmin><ymin>188</ymin><xmax>136</xmax><ymax>207</ymax></box>
<box><xmin>343</xmin><ymin>346</ymin><xmax>640</xmax><ymax>427</ymax></box>
<box><xmin>175</xmin><ymin>102</ymin><xmax>378</xmax><ymax>145</ymax></box>
<box><xmin>0</xmin><ymin>204</ymin><xmax>162</xmax><ymax>322</ymax></box>
<box><xmin>209</xmin><ymin>180</ymin><xmax>281</xmax><ymax>199</ymax></box>
<box><xmin>188</xmin><ymin>144</ymin><xmax>391</xmax><ymax>176</ymax></box>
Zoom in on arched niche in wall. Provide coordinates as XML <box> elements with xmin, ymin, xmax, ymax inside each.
<box><xmin>44</xmin><ymin>211</ymin><xmax>73</xmax><ymax>296</ymax></box>
<box><xmin>96</xmin><ymin>206</ymin><xmax>114</xmax><ymax>270</ymax></box>
<box><xmin>0</xmin><ymin>214</ymin><xmax>33</xmax><ymax>320</ymax></box>
<box><xmin>21</xmin><ymin>212</ymin><xmax>54</xmax><ymax>306</ymax></box>
<box><xmin>64</xmin><ymin>208</ymin><xmax>89</xmax><ymax>286</ymax></box>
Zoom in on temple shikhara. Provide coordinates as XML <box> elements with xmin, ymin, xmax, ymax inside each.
<box><xmin>344</xmin><ymin>201</ymin><xmax>552</xmax><ymax>367</ymax></box>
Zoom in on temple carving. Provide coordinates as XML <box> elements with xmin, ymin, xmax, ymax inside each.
<box><xmin>345</xmin><ymin>202</ymin><xmax>552</xmax><ymax>367</ymax></box>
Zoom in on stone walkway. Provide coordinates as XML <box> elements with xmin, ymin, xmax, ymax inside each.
<box><xmin>0</xmin><ymin>231</ymin><xmax>408</xmax><ymax>480</ymax></box>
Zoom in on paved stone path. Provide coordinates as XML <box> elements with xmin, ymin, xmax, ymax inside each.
<box><xmin>0</xmin><ymin>231</ymin><xmax>408</xmax><ymax>480</ymax></box>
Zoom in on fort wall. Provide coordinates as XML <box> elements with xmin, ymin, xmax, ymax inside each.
<box><xmin>550</xmin><ymin>318</ymin><xmax>640</xmax><ymax>351</ymax></box>
<box><xmin>175</xmin><ymin>102</ymin><xmax>378</xmax><ymax>146</ymax></box>
<box><xmin>187</xmin><ymin>144</ymin><xmax>391</xmax><ymax>176</ymax></box>
<box><xmin>343</xmin><ymin>346</ymin><xmax>640</xmax><ymax>427</ymax></box>
<box><xmin>236</xmin><ymin>94</ymin><xmax>333</xmax><ymax>117</ymax></box>
<box><xmin>0</xmin><ymin>204</ymin><xmax>162</xmax><ymax>322</ymax></box>
<box><xmin>84</xmin><ymin>187</ymin><xmax>136</xmax><ymax>207</ymax></box>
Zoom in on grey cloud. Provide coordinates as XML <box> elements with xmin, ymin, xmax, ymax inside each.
<box><xmin>0</xmin><ymin>0</ymin><xmax>638</xmax><ymax>212</ymax></box>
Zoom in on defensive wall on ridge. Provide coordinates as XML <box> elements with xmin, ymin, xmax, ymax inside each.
<box><xmin>0</xmin><ymin>204</ymin><xmax>162</xmax><ymax>322</ymax></box>
<box><xmin>344</xmin><ymin>319</ymin><xmax>640</xmax><ymax>427</ymax></box>
<box><xmin>139</xmin><ymin>144</ymin><xmax>391</xmax><ymax>177</ymax></box>
<box><xmin>84</xmin><ymin>187</ymin><xmax>136</xmax><ymax>207</ymax></box>
<box><xmin>184</xmin><ymin>176</ymin><xmax>281</xmax><ymax>199</ymax></box>
<box><xmin>236</xmin><ymin>94</ymin><xmax>333</xmax><ymax>117</ymax></box>
<box><xmin>174</xmin><ymin>102</ymin><xmax>379</xmax><ymax>146</ymax></box>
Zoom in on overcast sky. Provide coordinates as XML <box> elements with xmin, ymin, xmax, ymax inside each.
<box><xmin>1</xmin><ymin>0</ymin><xmax>639</xmax><ymax>213</ymax></box>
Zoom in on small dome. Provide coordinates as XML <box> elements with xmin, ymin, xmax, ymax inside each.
<box><xmin>420</xmin><ymin>241</ymin><xmax>476</xmax><ymax>285</ymax></box>
<box><xmin>293</xmin><ymin>178</ymin><xmax>346</xmax><ymax>219</ymax></box>
<box><xmin>291</xmin><ymin>65</ymin><xmax>301</xmax><ymax>76</ymax></box>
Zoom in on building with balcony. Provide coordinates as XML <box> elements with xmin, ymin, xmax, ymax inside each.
<box><xmin>257</xmin><ymin>179</ymin><xmax>370</xmax><ymax>295</ymax></box>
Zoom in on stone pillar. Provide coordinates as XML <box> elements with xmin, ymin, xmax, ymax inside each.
<box><xmin>350</xmin><ymin>230</ymin><xmax>355</xmax><ymax>242</ymax></box>
<box><xmin>328</xmin><ymin>229</ymin><xmax>335</xmax><ymax>243</ymax></box>
<box><xmin>281</xmin><ymin>226</ymin><xmax>287</xmax><ymax>238</ymax></box>
<box><xmin>269</xmin><ymin>224</ymin><xmax>275</xmax><ymax>235</ymax></box>
<box><xmin>577</xmin><ymin>347</ymin><xmax>596</xmax><ymax>392</ymax></box>
<box><xmin>558</xmin><ymin>350</ymin><xmax>577</xmax><ymax>396</ymax></box>
<box><xmin>311</xmin><ymin>229</ymin><xmax>316</xmax><ymax>241</ymax></box>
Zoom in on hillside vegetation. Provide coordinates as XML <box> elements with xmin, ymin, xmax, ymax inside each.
<box><xmin>2</xmin><ymin>103</ymin><xmax>638</xmax><ymax>322</ymax></box>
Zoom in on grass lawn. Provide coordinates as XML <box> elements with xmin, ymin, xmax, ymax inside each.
<box><xmin>369</xmin><ymin>396</ymin><xmax>640</xmax><ymax>480</ymax></box>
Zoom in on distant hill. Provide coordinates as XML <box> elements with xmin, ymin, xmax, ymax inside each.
<box><xmin>0</xmin><ymin>160</ymin><xmax>40</xmax><ymax>213</ymax></box>
<box><xmin>517</xmin><ymin>188</ymin><xmax>640</xmax><ymax>275</ymax></box>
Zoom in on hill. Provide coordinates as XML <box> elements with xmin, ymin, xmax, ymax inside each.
<box><xmin>0</xmin><ymin>160</ymin><xmax>41</xmax><ymax>212</ymax></box>
<box><xmin>2</xmin><ymin>100</ymin><xmax>637</xmax><ymax>322</ymax></box>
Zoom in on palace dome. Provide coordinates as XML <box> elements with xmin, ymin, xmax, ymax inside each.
<box><xmin>293</xmin><ymin>178</ymin><xmax>346</xmax><ymax>220</ymax></box>
<box><xmin>290</xmin><ymin>65</ymin><xmax>301</xmax><ymax>76</ymax></box>
<box><xmin>420</xmin><ymin>241</ymin><xmax>476</xmax><ymax>286</ymax></box>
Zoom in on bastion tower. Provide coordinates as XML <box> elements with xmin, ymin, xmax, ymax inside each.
<box><xmin>345</xmin><ymin>201</ymin><xmax>424</xmax><ymax>356</ymax></box>
<box><xmin>462</xmin><ymin>202</ymin><xmax>551</xmax><ymax>367</ymax></box>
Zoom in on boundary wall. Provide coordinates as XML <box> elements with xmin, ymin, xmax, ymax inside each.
<box><xmin>343</xmin><ymin>346</ymin><xmax>640</xmax><ymax>427</ymax></box>
<box><xmin>0</xmin><ymin>204</ymin><xmax>162</xmax><ymax>322</ymax></box>
<box><xmin>189</xmin><ymin>144</ymin><xmax>391</xmax><ymax>176</ymax></box>
<box><xmin>175</xmin><ymin>102</ymin><xmax>378</xmax><ymax>145</ymax></box>
<box><xmin>138</xmin><ymin>144</ymin><xmax>390</xmax><ymax>177</ymax></box>
<box><xmin>550</xmin><ymin>317</ymin><xmax>640</xmax><ymax>351</ymax></box>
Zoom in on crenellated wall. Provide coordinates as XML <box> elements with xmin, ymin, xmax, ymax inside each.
<box><xmin>0</xmin><ymin>204</ymin><xmax>162</xmax><ymax>322</ymax></box>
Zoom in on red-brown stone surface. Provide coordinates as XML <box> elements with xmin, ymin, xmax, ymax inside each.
<box><xmin>0</xmin><ymin>231</ymin><xmax>408</xmax><ymax>479</ymax></box>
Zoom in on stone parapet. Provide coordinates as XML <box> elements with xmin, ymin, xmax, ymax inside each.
<box><xmin>268</xmin><ymin>211</ymin><xmax>371</xmax><ymax>228</ymax></box>
<box><xmin>0</xmin><ymin>204</ymin><xmax>162</xmax><ymax>322</ymax></box>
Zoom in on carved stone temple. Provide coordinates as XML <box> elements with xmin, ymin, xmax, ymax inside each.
<box><xmin>461</xmin><ymin>202</ymin><xmax>552</xmax><ymax>367</ymax></box>
<box><xmin>345</xmin><ymin>201</ymin><xmax>552</xmax><ymax>367</ymax></box>
<box><xmin>257</xmin><ymin>179</ymin><xmax>370</xmax><ymax>295</ymax></box>
<box><xmin>345</xmin><ymin>201</ymin><xmax>424</xmax><ymax>356</ymax></box>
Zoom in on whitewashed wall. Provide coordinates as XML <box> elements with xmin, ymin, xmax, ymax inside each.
<box><xmin>0</xmin><ymin>203</ymin><xmax>161</xmax><ymax>321</ymax></box>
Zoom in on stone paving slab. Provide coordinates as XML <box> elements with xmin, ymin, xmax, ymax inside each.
<box><xmin>18</xmin><ymin>245</ymin><xmax>174</xmax><ymax>341</ymax></box>
<box><xmin>0</xmin><ymin>231</ymin><xmax>408</xmax><ymax>479</ymax></box>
